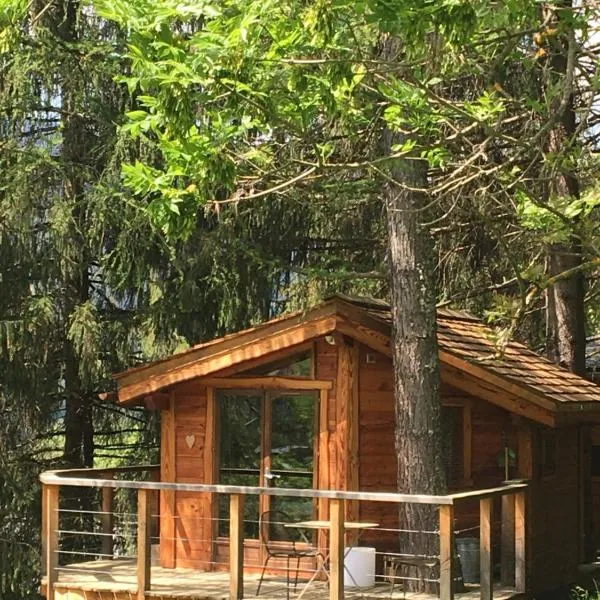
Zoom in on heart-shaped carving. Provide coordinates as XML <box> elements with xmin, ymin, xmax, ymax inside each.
<box><xmin>185</xmin><ymin>435</ymin><xmax>195</xmax><ymax>449</ymax></box>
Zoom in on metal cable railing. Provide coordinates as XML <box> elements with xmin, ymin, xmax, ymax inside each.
<box><xmin>40</xmin><ymin>466</ymin><xmax>528</xmax><ymax>600</ymax></box>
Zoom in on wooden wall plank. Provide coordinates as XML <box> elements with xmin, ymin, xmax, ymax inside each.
<box><xmin>463</xmin><ymin>400</ymin><xmax>473</xmax><ymax>482</ymax></box>
<box><xmin>517</xmin><ymin>423</ymin><xmax>534</xmax><ymax>479</ymax></box>
<box><xmin>204</xmin><ymin>387</ymin><xmax>217</xmax><ymax>570</ymax></box>
<box><xmin>160</xmin><ymin>395</ymin><xmax>176</xmax><ymax>568</ymax></box>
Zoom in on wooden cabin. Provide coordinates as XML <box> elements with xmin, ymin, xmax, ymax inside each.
<box><xmin>41</xmin><ymin>295</ymin><xmax>600</xmax><ymax>600</ymax></box>
<box><xmin>108</xmin><ymin>295</ymin><xmax>600</xmax><ymax>596</ymax></box>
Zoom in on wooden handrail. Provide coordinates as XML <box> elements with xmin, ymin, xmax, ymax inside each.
<box><xmin>40</xmin><ymin>467</ymin><xmax>528</xmax><ymax>505</ymax></box>
<box><xmin>40</xmin><ymin>467</ymin><xmax>529</xmax><ymax>600</ymax></box>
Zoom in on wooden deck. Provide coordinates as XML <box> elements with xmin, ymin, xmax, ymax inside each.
<box><xmin>43</xmin><ymin>559</ymin><xmax>522</xmax><ymax>600</ymax></box>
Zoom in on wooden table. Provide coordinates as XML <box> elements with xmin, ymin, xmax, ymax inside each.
<box><xmin>285</xmin><ymin>520</ymin><xmax>379</xmax><ymax>597</ymax></box>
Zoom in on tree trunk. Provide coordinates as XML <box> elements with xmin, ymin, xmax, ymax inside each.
<box><xmin>48</xmin><ymin>0</ymin><xmax>95</xmax><ymax>469</ymax></box>
<box><xmin>383</xmin><ymin>126</ymin><xmax>446</xmax><ymax>591</ymax></box>
<box><xmin>542</xmin><ymin>0</ymin><xmax>586</xmax><ymax>377</ymax></box>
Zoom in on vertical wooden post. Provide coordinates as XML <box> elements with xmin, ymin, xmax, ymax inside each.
<box><xmin>439</xmin><ymin>504</ymin><xmax>454</xmax><ymax>600</ymax></box>
<box><xmin>41</xmin><ymin>485</ymin><xmax>47</xmax><ymax>578</ymax></box>
<box><xmin>500</xmin><ymin>494</ymin><xmax>515</xmax><ymax>586</ymax></box>
<box><xmin>480</xmin><ymin>498</ymin><xmax>493</xmax><ymax>600</ymax></box>
<box><xmin>101</xmin><ymin>486</ymin><xmax>114</xmax><ymax>557</ymax></box>
<box><xmin>160</xmin><ymin>396</ymin><xmax>176</xmax><ymax>568</ymax></box>
<box><xmin>317</xmin><ymin>387</ymin><xmax>330</xmax><ymax>556</ymax></box>
<box><xmin>514</xmin><ymin>491</ymin><xmax>527</xmax><ymax>593</ymax></box>
<box><xmin>44</xmin><ymin>485</ymin><xmax>59</xmax><ymax>600</ymax></box>
<box><xmin>204</xmin><ymin>387</ymin><xmax>217</xmax><ymax>570</ymax></box>
<box><xmin>330</xmin><ymin>498</ymin><xmax>345</xmax><ymax>600</ymax></box>
<box><xmin>230</xmin><ymin>494</ymin><xmax>244</xmax><ymax>600</ymax></box>
<box><xmin>137</xmin><ymin>488</ymin><xmax>152</xmax><ymax>600</ymax></box>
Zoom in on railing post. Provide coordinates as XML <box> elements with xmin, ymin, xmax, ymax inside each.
<box><xmin>44</xmin><ymin>484</ymin><xmax>59</xmax><ymax>600</ymax></box>
<box><xmin>500</xmin><ymin>494</ymin><xmax>515</xmax><ymax>586</ymax></box>
<box><xmin>515</xmin><ymin>491</ymin><xmax>527</xmax><ymax>593</ymax></box>
<box><xmin>330</xmin><ymin>498</ymin><xmax>345</xmax><ymax>600</ymax></box>
<box><xmin>439</xmin><ymin>504</ymin><xmax>454</xmax><ymax>600</ymax></box>
<box><xmin>137</xmin><ymin>488</ymin><xmax>152</xmax><ymax>600</ymax></box>
<box><xmin>101</xmin><ymin>484</ymin><xmax>114</xmax><ymax>558</ymax></box>
<box><xmin>480</xmin><ymin>498</ymin><xmax>493</xmax><ymax>600</ymax></box>
<box><xmin>230</xmin><ymin>494</ymin><xmax>244</xmax><ymax>600</ymax></box>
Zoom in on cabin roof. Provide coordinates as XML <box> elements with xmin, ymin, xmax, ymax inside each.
<box><xmin>115</xmin><ymin>295</ymin><xmax>600</xmax><ymax>424</ymax></box>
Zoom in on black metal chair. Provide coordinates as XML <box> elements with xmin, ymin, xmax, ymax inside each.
<box><xmin>256</xmin><ymin>510</ymin><xmax>323</xmax><ymax>600</ymax></box>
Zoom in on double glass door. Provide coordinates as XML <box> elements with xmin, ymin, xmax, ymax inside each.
<box><xmin>217</xmin><ymin>390</ymin><xmax>316</xmax><ymax>539</ymax></box>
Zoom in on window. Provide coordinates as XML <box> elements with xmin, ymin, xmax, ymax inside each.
<box><xmin>217</xmin><ymin>390</ymin><xmax>317</xmax><ymax>538</ymax></box>
<box><xmin>539</xmin><ymin>429</ymin><xmax>556</xmax><ymax>477</ymax></box>
<box><xmin>441</xmin><ymin>401</ymin><xmax>472</xmax><ymax>487</ymax></box>
<box><xmin>242</xmin><ymin>350</ymin><xmax>313</xmax><ymax>377</ymax></box>
<box><xmin>591</xmin><ymin>446</ymin><xmax>600</xmax><ymax>477</ymax></box>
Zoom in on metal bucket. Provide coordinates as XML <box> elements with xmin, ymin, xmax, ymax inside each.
<box><xmin>456</xmin><ymin>537</ymin><xmax>480</xmax><ymax>583</ymax></box>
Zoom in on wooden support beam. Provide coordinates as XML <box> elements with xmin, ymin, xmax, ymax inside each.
<box><xmin>44</xmin><ymin>485</ymin><xmax>59</xmax><ymax>600</ymax></box>
<box><xmin>41</xmin><ymin>485</ymin><xmax>47</xmax><ymax>578</ymax></box>
<box><xmin>229</xmin><ymin>494</ymin><xmax>244</xmax><ymax>600</ymax></box>
<box><xmin>160</xmin><ymin>397</ymin><xmax>176</xmax><ymax>568</ymax></box>
<box><xmin>329</xmin><ymin>498</ymin><xmax>345</xmax><ymax>600</ymax></box>
<box><xmin>336</xmin><ymin>339</ymin><xmax>359</xmax><ymax>539</ymax></box>
<box><xmin>439</xmin><ymin>504</ymin><xmax>455</xmax><ymax>600</ymax></box>
<box><xmin>480</xmin><ymin>498</ymin><xmax>493</xmax><ymax>600</ymax></box>
<box><xmin>137</xmin><ymin>488</ymin><xmax>152</xmax><ymax>600</ymax></box>
<box><xmin>101</xmin><ymin>485</ymin><xmax>115</xmax><ymax>557</ymax></box>
<box><xmin>515</xmin><ymin>491</ymin><xmax>527</xmax><ymax>593</ymax></box>
<box><xmin>204</xmin><ymin>387</ymin><xmax>217</xmax><ymax>571</ymax></box>
<box><xmin>317</xmin><ymin>387</ymin><xmax>330</xmax><ymax>555</ymax></box>
<box><xmin>201</xmin><ymin>376</ymin><xmax>333</xmax><ymax>391</ymax></box>
<box><xmin>500</xmin><ymin>495</ymin><xmax>515</xmax><ymax>586</ymax></box>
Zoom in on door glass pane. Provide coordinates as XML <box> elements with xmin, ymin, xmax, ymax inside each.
<box><xmin>218</xmin><ymin>392</ymin><xmax>261</xmax><ymax>537</ymax></box>
<box><xmin>270</xmin><ymin>394</ymin><xmax>315</xmax><ymax>538</ymax></box>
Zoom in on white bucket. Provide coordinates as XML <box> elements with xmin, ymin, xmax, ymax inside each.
<box><xmin>344</xmin><ymin>547</ymin><xmax>376</xmax><ymax>588</ymax></box>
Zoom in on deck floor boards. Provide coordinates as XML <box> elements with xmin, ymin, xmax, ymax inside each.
<box><xmin>44</xmin><ymin>559</ymin><xmax>521</xmax><ymax>600</ymax></box>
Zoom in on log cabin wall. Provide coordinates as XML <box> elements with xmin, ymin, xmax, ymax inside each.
<box><xmin>159</xmin><ymin>337</ymin><xmax>348</xmax><ymax>571</ymax></box>
<box><xmin>156</xmin><ymin>335</ymin><xmax>584</xmax><ymax>593</ymax></box>
<box><xmin>527</xmin><ymin>424</ymin><xmax>580</xmax><ymax>595</ymax></box>
<box><xmin>159</xmin><ymin>381</ymin><xmax>214</xmax><ymax>570</ymax></box>
<box><xmin>356</xmin><ymin>344</ymin><xmax>520</xmax><ymax>551</ymax></box>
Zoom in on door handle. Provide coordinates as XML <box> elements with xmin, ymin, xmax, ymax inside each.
<box><xmin>264</xmin><ymin>468</ymin><xmax>281</xmax><ymax>486</ymax></box>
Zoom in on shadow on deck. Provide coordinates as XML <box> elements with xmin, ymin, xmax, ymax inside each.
<box><xmin>43</xmin><ymin>559</ymin><xmax>524</xmax><ymax>600</ymax></box>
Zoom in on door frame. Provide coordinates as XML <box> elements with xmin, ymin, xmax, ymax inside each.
<box><xmin>214</xmin><ymin>387</ymin><xmax>320</xmax><ymax>547</ymax></box>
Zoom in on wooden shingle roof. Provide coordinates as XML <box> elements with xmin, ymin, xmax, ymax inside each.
<box><xmin>339</xmin><ymin>295</ymin><xmax>600</xmax><ymax>407</ymax></box>
<box><xmin>115</xmin><ymin>295</ymin><xmax>600</xmax><ymax>424</ymax></box>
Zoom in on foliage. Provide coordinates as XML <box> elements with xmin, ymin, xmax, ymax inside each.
<box><xmin>96</xmin><ymin>0</ymin><xmax>600</xmax><ymax>348</ymax></box>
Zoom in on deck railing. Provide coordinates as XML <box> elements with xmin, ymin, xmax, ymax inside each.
<box><xmin>40</xmin><ymin>467</ymin><xmax>527</xmax><ymax>600</ymax></box>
